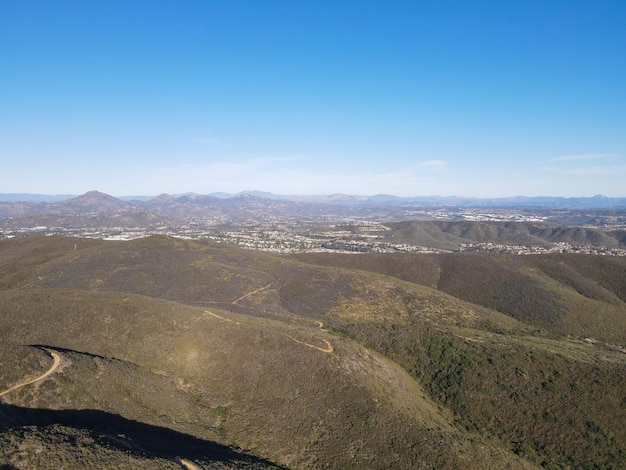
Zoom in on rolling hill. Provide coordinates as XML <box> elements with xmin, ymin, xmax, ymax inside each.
<box><xmin>1</xmin><ymin>235</ymin><xmax>625</xmax><ymax>468</ymax></box>
<box><xmin>381</xmin><ymin>220</ymin><xmax>626</xmax><ymax>250</ymax></box>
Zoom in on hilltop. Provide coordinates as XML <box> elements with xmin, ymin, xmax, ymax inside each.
<box><xmin>0</xmin><ymin>235</ymin><xmax>625</xmax><ymax>468</ymax></box>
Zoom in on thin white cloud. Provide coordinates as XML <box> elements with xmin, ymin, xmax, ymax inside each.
<box><xmin>567</xmin><ymin>166</ymin><xmax>626</xmax><ymax>176</ymax></box>
<box><xmin>115</xmin><ymin>154</ymin><xmax>621</xmax><ymax>198</ymax></box>
<box><xmin>181</xmin><ymin>126</ymin><xmax>221</xmax><ymax>145</ymax></box>
<box><xmin>417</xmin><ymin>160</ymin><xmax>448</xmax><ymax>169</ymax></box>
<box><xmin>540</xmin><ymin>166</ymin><xmax>560</xmax><ymax>173</ymax></box>
<box><xmin>132</xmin><ymin>156</ymin><xmax>305</xmax><ymax>194</ymax></box>
<box><xmin>192</xmin><ymin>137</ymin><xmax>220</xmax><ymax>145</ymax></box>
<box><xmin>549</xmin><ymin>153</ymin><xmax>618</xmax><ymax>162</ymax></box>
<box><xmin>542</xmin><ymin>164</ymin><xmax>626</xmax><ymax>177</ymax></box>
<box><xmin>127</xmin><ymin>156</ymin><xmax>451</xmax><ymax>196</ymax></box>
<box><xmin>567</xmin><ymin>167</ymin><xmax>612</xmax><ymax>176</ymax></box>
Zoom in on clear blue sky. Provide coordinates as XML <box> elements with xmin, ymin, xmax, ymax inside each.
<box><xmin>1</xmin><ymin>0</ymin><xmax>625</xmax><ymax>197</ymax></box>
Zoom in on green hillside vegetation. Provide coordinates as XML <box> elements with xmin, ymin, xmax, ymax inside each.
<box><xmin>1</xmin><ymin>235</ymin><xmax>625</xmax><ymax>468</ymax></box>
<box><xmin>382</xmin><ymin>220</ymin><xmax>626</xmax><ymax>250</ymax></box>
<box><xmin>296</xmin><ymin>252</ymin><xmax>626</xmax><ymax>344</ymax></box>
<box><xmin>0</xmin><ymin>288</ymin><xmax>533</xmax><ymax>469</ymax></box>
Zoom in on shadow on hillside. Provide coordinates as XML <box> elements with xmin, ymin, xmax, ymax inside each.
<box><xmin>0</xmin><ymin>403</ymin><xmax>283</xmax><ymax>468</ymax></box>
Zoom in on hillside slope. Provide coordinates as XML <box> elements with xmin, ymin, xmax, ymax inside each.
<box><xmin>0</xmin><ymin>288</ymin><xmax>533</xmax><ymax>469</ymax></box>
<box><xmin>382</xmin><ymin>220</ymin><xmax>626</xmax><ymax>250</ymax></box>
<box><xmin>295</xmin><ymin>251</ymin><xmax>626</xmax><ymax>344</ymax></box>
<box><xmin>1</xmin><ymin>236</ymin><xmax>625</xmax><ymax>468</ymax></box>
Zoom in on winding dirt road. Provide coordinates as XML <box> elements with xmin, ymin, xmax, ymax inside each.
<box><xmin>178</xmin><ymin>458</ymin><xmax>202</xmax><ymax>470</ymax></box>
<box><xmin>206</xmin><ymin>283</ymin><xmax>334</xmax><ymax>354</ymax></box>
<box><xmin>0</xmin><ymin>348</ymin><xmax>61</xmax><ymax>398</ymax></box>
<box><xmin>284</xmin><ymin>334</ymin><xmax>334</xmax><ymax>353</ymax></box>
<box><xmin>204</xmin><ymin>309</ymin><xmax>241</xmax><ymax>324</ymax></box>
<box><xmin>232</xmin><ymin>282</ymin><xmax>273</xmax><ymax>304</ymax></box>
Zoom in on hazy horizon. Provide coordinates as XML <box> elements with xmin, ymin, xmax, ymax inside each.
<box><xmin>2</xmin><ymin>1</ymin><xmax>625</xmax><ymax>197</ymax></box>
<box><xmin>1</xmin><ymin>188</ymin><xmax>623</xmax><ymax>203</ymax></box>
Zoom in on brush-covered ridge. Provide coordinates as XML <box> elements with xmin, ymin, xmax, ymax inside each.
<box><xmin>1</xmin><ymin>235</ymin><xmax>625</xmax><ymax>468</ymax></box>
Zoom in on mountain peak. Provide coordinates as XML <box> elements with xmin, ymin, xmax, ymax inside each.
<box><xmin>54</xmin><ymin>190</ymin><xmax>130</xmax><ymax>211</ymax></box>
<box><xmin>74</xmin><ymin>190</ymin><xmax>118</xmax><ymax>202</ymax></box>
<box><xmin>151</xmin><ymin>193</ymin><xmax>176</xmax><ymax>202</ymax></box>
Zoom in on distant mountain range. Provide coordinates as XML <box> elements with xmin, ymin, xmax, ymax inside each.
<box><xmin>2</xmin><ymin>190</ymin><xmax>626</xmax><ymax>208</ymax></box>
<box><xmin>1</xmin><ymin>190</ymin><xmax>626</xmax><ymax>233</ymax></box>
<box><xmin>0</xmin><ymin>191</ymin><xmax>314</xmax><ymax>225</ymax></box>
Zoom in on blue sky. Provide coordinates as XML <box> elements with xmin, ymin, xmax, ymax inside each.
<box><xmin>1</xmin><ymin>1</ymin><xmax>625</xmax><ymax>197</ymax></box>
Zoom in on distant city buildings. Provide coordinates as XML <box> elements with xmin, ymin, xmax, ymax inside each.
<box><xmin>2</xmin><ymin>215</ymin><xmax>625</xmax><ymax>256</ymax></box>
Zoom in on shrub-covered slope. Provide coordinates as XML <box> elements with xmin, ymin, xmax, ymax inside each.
<box><xmin>1</xmin><ymin>236</ymin><xmax>625</xmax><ymax>468</ymax></box>
<box><xmin>383</xmin><ymin>220</ymin><xmax>626</xmax><ymax>250</ymax></box>
<box><xmin>295</xmin><ymin>252</ymin><xmax>626</xmax><ymax>344</ymax></box>
<box><xmin>0</xmin><ymin>289</ymin><xmax>533</xmax><ymax>469</ymax></box>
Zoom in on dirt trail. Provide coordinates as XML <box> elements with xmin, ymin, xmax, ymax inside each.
<box><xmin>284</xmin><ymin>334</ymin><xmax>334</xmax><ymax>353</ymax></box>
<box><xmin>232</xmin><ymin>282</ymin><xmax>273</xmax><ymax>304</ymax></box>
<box><xmin>204</xmin><ymin>309</ymin><xmax>334</xmax><ymax>354</ymax></box>
<box><xmin>178</xmin><ymin>458</ymin><xmax>202</xmax><ymax>470</ymax></box>
<box><xmin>316</xmin><ymin>321</ymin><xmax>328</xmax><ymax>331</ymax></box>
<box><xmin>204</xmin><ymin>309</ymin><xmax>240</xmax><ymax>325</ymax></box>
<box><xmin>1</xmin><ymin>349</ymin><xmax>206</xmax><ymax>467</ymax></box>
<box><xmin>0</xmin><ymin>348</ymin><xmax>61</xmax><ymax>397</ymax></box>
<box><xmin>214</xmin><ymin>283</ymin><xmax>334</xmax><ymax>354</ymax></box>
